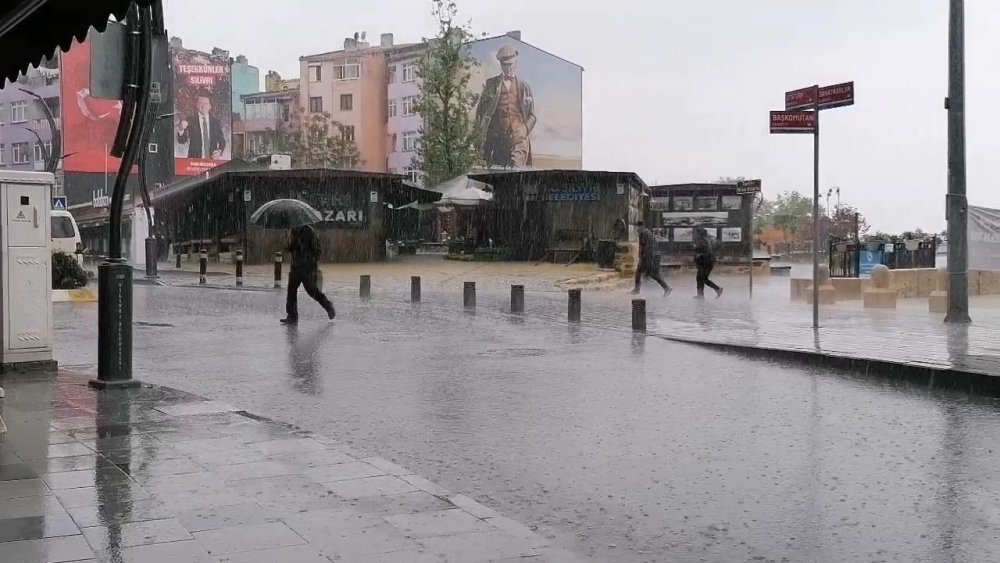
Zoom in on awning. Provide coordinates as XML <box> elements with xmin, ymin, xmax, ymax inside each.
<box><xmin>0</xmin><ymin>0</ymin><xmax>157</xmax><ymax>84</ymax></box>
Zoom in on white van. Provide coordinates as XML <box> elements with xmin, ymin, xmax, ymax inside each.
<box><xmin>50</xmin><ymin>210</ymin><xmax>81</xmax><ymax>257</ymax></box>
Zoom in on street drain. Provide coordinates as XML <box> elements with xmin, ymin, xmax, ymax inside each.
<box><xmin>478</xmin><ymin>348</ymin><xmax>548</xmax><ymax>358</ymax></box>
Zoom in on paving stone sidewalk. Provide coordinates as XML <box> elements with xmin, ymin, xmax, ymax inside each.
<box><xmin>0</xmin><ymin>369</ymin><xmax>582</xmax><ymax>563</ymax></box>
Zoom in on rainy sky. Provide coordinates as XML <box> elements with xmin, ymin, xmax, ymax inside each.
<box><xmin>164</xmin><ymin>0</ymin><xmax>1000</xmax><ymax>233</ymax></box>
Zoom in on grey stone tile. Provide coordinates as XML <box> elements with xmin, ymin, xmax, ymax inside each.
<box><xmin>156</xmin><ymin>401</ymin><xmax>239</xmax><ymax>416</ymax></box>
<box><xmin>82</xmin><ymin>518</ymin><xmax>192</xmax><ymax>550</ymax></box>
<box><xmin>0</xmin><ymin>463</ymin><xmax>40</xmax><ymax>481</ymax></box>
<box><xmin>284</xmin><ymin>508</ymin><xmax>419</xmax><ymax>558</ymax></box>
<box><xmin>362</xmin><ymin>457</ymin><xmax>415</xmax><ymax>476</ymax></box>
<box><xmin>67</xmin><ymin>498</ymin><xmax>175</xmax><ymax>528</ymax></box>
<box><xmin>123</xmin><ymin>456</ymin><xmax>204</xmax><ymax>478</ymax></box>
<box><xmin>27</xmin><ymin>455</ymin><xmax>113</xmax><ymax>475</ymax></box>
<box><xmin>215</xmin><ymin>460</ymin><xmax>302</xmax><ymax>481</ymax></box>
<box><xmin>303</xmin><ymin>461</ymin><xmax>385</xmax><ymax>483</ymax></box>
<box><xmin>447</xmin><ymin>494</ymin><xmax>500</xmax><ymax>519</ymax></box>
<box><xmin>533</xmin><ymin>545</ymin><xmax>585</xmax><ymax>562</ymax></box>
<box><xmin>485</xmin><ymin>515</ymin><xmax>546</xmax><ymax>546</ymax></box>
<box><xmin>267</xmin><ymin>448</ymin><xmax>355</xmax><ymax>467</ymax></box>
<box><xmin>254</xmin><ymin>437</ymin><xmax>328</xmax><ymax>456</ymax></box>
<box><xmin>41</xmin><ymin>467</ymin><xmax>131</xmax><ymax>490</ymax></box>
<box><xmin>51</xmin><ymin>484</ymin><xmax>151</xmax><ymax>509</ymax></box>
<box><xmin>191</xmin><ymin>448</ymin><xmax>270</xmax><ymax>467</ymax></box>
<box><xmin>398</xmin><ymin>474</ymin><xmax>451</xmax><ymax>498</ymax></box>
<box><xmin>0</xmin><ymin>535</ymin><xmax>95</xmax><ymax>563</ymax></box>
<box><xmin>348</xmin><ymin>491</ymin><xmax>454</xmax><ymax>517</ymax></box>
<box><xmin>177</xmin><ymin>502</ymin><xmax>276</xmax><ymax>533</ymax></box>
<box><xmin>419</xmin><ymin>531</ymin><xmax>537</xmax><ymax>562</ymax></box>
<box><xmin>230</xmin><ymin>474</ymin><xmax>343</xmax><ymax>513</ymax></box>
<box><xmin>0</xmin><ymin>495</ymin><xmax>66</xmax><ymax>520</ymax></box>
<box><xmin>0</xmin><ymin>513</ymin><xmax>80</xmax><ymax>543</ymax></box>
<box><xmin>155</xmin><ymin>489</ymin><xmax>252</xmax><ymax>513</ymax></box>
<box><xmin>193</xmin><ymin>522</ymin><xmax>305</xmax><ymax>555</ymax></box>
<box><xmin>215</xmin><ymin>544</ymin><xmax>332</xmax><ymax>563</ymax></box>
<box><xmin>96</xmin><ymin>539</ymin><xmax>217</xmax><ymax>563</ymax></box>
<box><xmin>134</xmin><ymin>471</ymin><xmax>228</xmax><ymax>494</ymax></box>
<box><xmin>0</xmin><ymin>478</ymin><xmax>51</xmax><ymax>500</ymax></box>
<box><xmin>351</xmin><ymin>550</ymin><xmax>442</xmax><ymax>563</ymax></box>
<box><xmin>16</xmin><ymin>442</ymin><xmax>93</xmax><ymax>460</ymax></box>
<box><xmin>324</xmin><ymin>476</ymin><xmax>418</xmax><ymax>499</ymax></box>
<box><xmin>170</xmin><ymin>437</ymin><xmax>251</xmax><ymax>454</ymax></box>
<box><xmin>385</xmin><ymin>509</ymin><xmax>492</xmax><ymax>538</ymax></box>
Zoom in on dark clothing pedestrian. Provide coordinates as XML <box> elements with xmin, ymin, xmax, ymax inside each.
<box><xmin>631</xmin><ymin>227</ymin><xmax>671</xmax><ymax>295</ymax></box>
<box><xmin>282</xmin><ymin>225</ymin><xmax>335</xmax><ymax>323</ymax></box>
<box><xmin>693</xmin><ymin>229</ymin><xmax>723</xmax><ymax>299</ymax></box>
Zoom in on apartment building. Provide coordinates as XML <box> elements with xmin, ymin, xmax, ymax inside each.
<box><xmin>236</xmin><ymin>88</ymin><xmax>299</xmax><ymax>159</ymax></box>
<box><xmin>299</xmin><ymin>33</ymin><xmax>411</xmax><ymax>172</ymax></box>
<box><xmin>0</xmin><ymin>62</ymin><xmax>61</xmax><ymax>174</ymax></box>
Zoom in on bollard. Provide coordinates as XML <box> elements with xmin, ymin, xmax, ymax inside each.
<box><xmin>464</xmin><ymin>282</ymin><xmax>476</xmax><ymax>309</ymax></box>
<box><xmin>235</xmin><ymin>250</ymin><xmax>244</xmax><ymax>287</ymax></box>
<box><xmin>632</xmin><ymin>299</ymin><xmax>647</xmax><ymax>332</ymax></box>
<box><xmin>360</xmin><ymin>275</ymin><xmax>371</xmax><ymax>298</ymax></box>
<box><xmin>511</xmin><ymin>285</ymin><xmax>525</xmax><ymax>313</ymax></box>
<box><xmin>274</xmin><ymin>252</ymin><xmax>283</xmax><ymax>289</ymax></box>
<box><xmin>175</xmin><ymin>247</ymin><xmax>182</xmax><ymax>269</ymax></box>
<box><xmin>411</xmin><ymin>276</ymin><xmax>422</xmax><ymax>303</ymax></box>
<box><xmin>198</xmin><ymin>250</ymin><xmax>208</xmax><ymax>285</ymax></box>
<box><xmin>144</xmin><ymin>238</ymin><xmax>158</xmax><ymax>279</ymax></box>
<box><xmin>568</xmin><ymin>289</ymin><xmax>581</xmax><ymax>323</ymax></box>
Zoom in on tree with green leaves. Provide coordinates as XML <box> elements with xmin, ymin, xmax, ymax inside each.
<box><xmin>285</xmin><ymin>110</ymin><xmax>360</xmax><ymax>169</ymax></box>
<box><xmin>413</xmin><ymin>0</ymin><xmax>482</xmax><ymax>186</ymax></box>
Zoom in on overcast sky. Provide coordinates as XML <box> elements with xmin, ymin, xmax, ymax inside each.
<box><xmin>164</xmin><ymin>0</ymin><xmax>1000</xmax><ymax>233</ymax></box>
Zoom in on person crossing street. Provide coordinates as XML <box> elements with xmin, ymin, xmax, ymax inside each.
<box><xmin>629</xmin><ymin>221</ymin><xmax>672</xmax><ymax>296</ymax></box>
<box><xmin>281</xmin><ymin>224</ymin><xmax>336</xmax><ymax>324</ymax></box>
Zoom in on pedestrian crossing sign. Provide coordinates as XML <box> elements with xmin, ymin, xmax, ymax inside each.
<box><xmin>52</xmin><ymin>197</ymin><xmax>67</xmax><ymax>211</ymax></box>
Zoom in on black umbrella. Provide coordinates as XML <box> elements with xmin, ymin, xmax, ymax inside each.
<box><xmin>250</xmin><ymin>199</ymin><xmax>323</xmax><ymax>230</ymax></box>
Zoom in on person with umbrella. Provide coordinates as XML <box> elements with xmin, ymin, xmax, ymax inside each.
<box><xmin>693</xmin><ymin>226</ymin><xmax>724</xmax><ymax>299</ymax></box>
<box><xmin>629</xmin><ymin>221</ymin><xmax>672</xmax><ymax>296</ymax></box>
<box><xmin>250</xmin><ymin>199</ymin><xmax>336</xmax><ymax>324</ymax></box>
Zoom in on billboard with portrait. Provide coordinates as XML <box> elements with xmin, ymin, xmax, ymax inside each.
<box><xmin>172</xmin><ymin>47</ymin><xmax>232</xmax><ymax>176</ymax></box>
<box><xmin>60</xmin><ymin>37</ymin><xmax>128</xmax><ymax>174</ymax></box>
<box><xmin>469</xmin><ymin>37</ymin><xmax>582</xmax><ymax>171</ymax></box>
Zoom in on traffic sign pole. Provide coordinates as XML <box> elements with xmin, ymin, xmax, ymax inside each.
<box><xmin>812</xmin><ymin>86</ymin><xmax>820</xmax><ymax>330</ymax></box>
<box><xmin>737</xmin><ymin>179</ymin><xmax>762</xmax><ymax>300</ymax></box>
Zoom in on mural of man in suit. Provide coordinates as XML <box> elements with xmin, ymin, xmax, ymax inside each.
<box><xmin>176</xmin><ymin>90</ymin><xmax>226</xmax><ymax>159</ymax></box>
<box><xmin>475</xmin><ymin>46</ymin><xmax>536</xmax><ymax>168</ymax></box>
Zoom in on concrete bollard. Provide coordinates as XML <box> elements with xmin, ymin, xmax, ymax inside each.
<box><xmin>199</xmin><ymin>250</ymin><xmax>208</xmax><ymax>285</ymax></box>
<box><xmin>511</xmin><ymin>285</ymin><xmax>525</xmax><ymax>313</ymax></box>
<box><xmin>360</xmin><ymin>275</ymin><xmax>371</xmax><ymax>298</ymax></box>
<box><xmin>235</xmin><ymin>250</ymin><xmax>244</xmax><ymax>287</ymax></box>
<box><xmin>273</xmin><ymin>252</ymin><xmax>283</xmax><ymax>289</ymax></box>
<box><xmin>568</xmin><ymin>289</ymin><xmax>582</xmax><ymax>323</ymax></box>
<box><xmin>175</xmin><ymin>251</ymin><xmax>182</xmax><ymax>269</ymax></box>
<box><xmin>411</xmin><ymin>276</ymin><xmax>422</xmax><ymax>303</ymax></box>
<box><xmin>632</xmin><ymin>299</ymin><xmax>646</xmax><ymax>332</ymax></box>
<box><xmin>464</xmin><ymin>282</ymin><xmax>476</xmax><ymax>309</ymax></box>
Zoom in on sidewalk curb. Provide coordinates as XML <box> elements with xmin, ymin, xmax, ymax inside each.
<box><xmin>658</xmin><ymin>334</ymin><xmax>1000</xmax><ymax>398</ymax></box>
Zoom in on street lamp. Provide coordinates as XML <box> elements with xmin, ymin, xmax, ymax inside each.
<box><xmin>945</xmin><ymin>0</ymin><xmax>970</xmax><ymax>324</ymax></box>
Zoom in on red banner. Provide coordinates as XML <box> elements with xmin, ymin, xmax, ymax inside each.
<box><xmin>770</xmin><ymin>111</ymin><xmax>816</xmax><ymax>134</ymax></box>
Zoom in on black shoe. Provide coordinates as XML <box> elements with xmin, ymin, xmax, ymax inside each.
<box><xmin>280</xmin><ymin>317</ymin><xmax>298</xmax><ymax>325</ymax></box>
<box><xmin>628</xmin><ymin>288</ymin><xmax>640</xmax><ymax>295</ymax></box>
<box><xmin>663</xmin><ymin>286</ymin><xmax>673</xmax><ymax>297</ymax></box>
<box><xmin>715</xmin><ymin>288</ymin><xmax>724</xmax><ymax>299</ymax></box>
<box><xmin>327</xmin><ymin>306</ymin><xmax>336</xmax><ymax>320</ymax></box>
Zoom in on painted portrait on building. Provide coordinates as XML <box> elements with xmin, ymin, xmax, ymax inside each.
<box><xmin>469</xmin><ymin>38</ymin><xmax>582</xmax><ymax>170</ymax></box>
<box><xmin>172</xmin><ymin>47</ymin><xmax>232</xmax><ymax>176</ymax></box>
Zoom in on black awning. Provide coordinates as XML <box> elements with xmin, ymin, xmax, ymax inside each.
<box><xmin>0</xmin><ymin>0</ymin><xmax>155</xmax><ymax>84</ymax></box>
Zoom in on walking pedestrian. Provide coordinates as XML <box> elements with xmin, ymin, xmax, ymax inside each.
<box><xmin>693</xmin><ymin>227</ymin><xmax>723</xmax><ymax>299</ymax></box>
<box><xmin>281</xmin><ymin>224</ymin><xmax>336</xmax><ymax>324</ymax></box>
<box><xmin>629</xmin><ymin>221</ymin><xmax>672</xmax><ymax>296</ymax></box>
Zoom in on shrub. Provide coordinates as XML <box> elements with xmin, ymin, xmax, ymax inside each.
<box><xmin>52</xmin><ymin>252</ymin><xmax>88</xmax><ymax>290</ymax></box>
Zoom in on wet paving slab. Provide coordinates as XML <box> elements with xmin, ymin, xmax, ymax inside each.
<box><xmin>0</xmin><ymin>370</ymin><xmax>580</xmax><ymax>562</ymax></box>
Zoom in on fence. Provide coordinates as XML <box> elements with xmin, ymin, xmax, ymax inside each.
<box><xmin>829</xmin><ymin>239</ymin><xmax>938</xmax><ymax>278</ymax></box>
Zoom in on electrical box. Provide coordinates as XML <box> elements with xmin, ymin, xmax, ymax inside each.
<box><xmin>0</xmin><ymin>171</ymin><xmax>55</xmax><ymax>371</ymax></box>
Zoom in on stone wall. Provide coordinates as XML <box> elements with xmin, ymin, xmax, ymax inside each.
<box><xmin>791</xmin><ymin>269</ymin><xmax>1000</xmax><ymax>301</ymax></box>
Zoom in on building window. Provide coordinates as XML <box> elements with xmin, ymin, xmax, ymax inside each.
<box><xmin>402</xmin><ymin>166</ymin><xmax>420</xmax><ymax>183</ymax></box>
<box><xmin>10</xmin><ymin>101</ymin><xmax>27</xmax><ymax>124</ymax></box>
<box><xmin>402</xmin><ymin>96</ymin><xmax>418</xmax><ymax>117</ymax></box>
<box><xmin>0</xmin><ymin>144</ymin><xmax>5</xmax><ymax>165</ymax></box>
<box><xmin>33</xmin><ymin>118</ymin><xmax>45</xmax><ymax>130</ymax></box>
<box><xmin>401</xmin><ymin>63</ymin><xmax>417</xmax><ymax>83</ymax></box>
<box><xmin>335</xmin><ymin>59</ymin><xmax>361</xmax><ymax>80</ymax></box>
<box><xmin>387</xmin><ymin>99</ymin><xmax>397</xmax><ymax>118</ymax></box>
<box><xmin>33</xmin><ymin>142</ymin><xmax>48</xmax><ymax>162</ymax></box>
<box><xmin>341</xmin><ymin>125</ymin><xmax>355</xmax><ymax>142</ymax></box>
<box><xmin>387</xmin><ymin>65</ymin><xmax>396</xmax><ymax>84</ymax></box>
<box><xmin>340</xmin><ymin>94</ymin><xmax>353</xmax><ymax>111</ymax></box>
<box><xmin>12</xmin><ymin>142</ymin><xmax>30</xmax><ymax>164</ymax></box>
<box><xmin>309</xmin><ymin>97</ymin><xmax>323</xmax><ymax>113</ymax></box>
<box><xmin>308</xmin><ymin>65</ymin><xmax>322</xmax><ymax>82</ymax></box>
<box><xmin>0</xmin><ymin>103</ymin><xmax>5</xmax><ymax>124</ymax></box>
<box><xmin>402</xmin><ymin>131</ymin><xmax>418</xmax><ymax>152</ymax></box>
<box><xmin>148</xmin><ymin>142</ymin><xmax>158</xmax><ymax>153</ymax></box>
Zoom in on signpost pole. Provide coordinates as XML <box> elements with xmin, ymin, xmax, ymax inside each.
<box><xmin>746</xmin><ymin>192</ymin><xmax>755</xmax><ymax>299</ymax></box>
<box><xmin>945</xmin><ymin>0</ymin><xmax>971</xmax><ymax>324</ymax></box>
<box><xmin>812</xmin><ymin>86</ymin><xmax>820</xmax><ymax>329</ymax></box>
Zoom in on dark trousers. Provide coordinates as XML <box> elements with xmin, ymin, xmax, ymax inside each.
<box><xmin>286</xmin><ymin>267</ymin><xmax>334</xmax><ymax>319</ymax></box>
<box><xmin>696</xmin><ymin>262</ymin><xmax>721</xmax><ymax>296</ymax></box>
<box><xmin>635</xmin><ymin>259</ymin><xmax>669</xmax><ymax>290</ymax></box>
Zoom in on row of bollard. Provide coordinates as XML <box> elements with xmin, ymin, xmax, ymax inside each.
<box><xmin>198</xmin><ymin>256</ymin><xmax>650</xmax><ymax>333</ymax></box>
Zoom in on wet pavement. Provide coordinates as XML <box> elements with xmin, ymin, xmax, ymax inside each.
<box><xmin>0</xmin><ymin>369</ymin><xmax>580</xmax><ymax>562</ymax></box>
<box><xmin>34</xmin><ymin>281</ymin><xmax>1000</xmax><ymax>562</ymax></box>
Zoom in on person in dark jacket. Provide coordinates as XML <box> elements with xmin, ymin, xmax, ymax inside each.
<box><xmin>281</xmin><ymin>224</ymin><xmax>335</xmax><ymax>324</ymax></box>
<box><xmin>693</xmin><ymin>227</ymin><xmax>723</xmax><ymax>299</ymax></box>
<box><xmin>629</xmin><ymin>221</ymin><xmax>672</xmax><ymax>296</ymax></box>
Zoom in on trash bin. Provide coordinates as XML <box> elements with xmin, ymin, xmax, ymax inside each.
<box><xmin>597</xmin><ymin>239</ymin><xmax>616</xmax><ymax>269</ymax></box>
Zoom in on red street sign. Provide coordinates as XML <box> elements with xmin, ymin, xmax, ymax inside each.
<box><xmin>785</xmin><ymin>81</ymin><xmax>854</xmax><ymax>111</ymax></box>
<box><xmin>770</xmin><ymin>111</ymin><xmax>816</xmax><ymax>134</ymax></box>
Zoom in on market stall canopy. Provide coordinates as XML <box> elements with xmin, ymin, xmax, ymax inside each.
<box><xmin>401</xmin><ymin>174</ymin><xmax>493</xmax><ymax>208</ymax></box>
<box><xmin>0</xmin><ymin>0</ymin><xmax>157</xmax><ymax>83</ymax></box>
